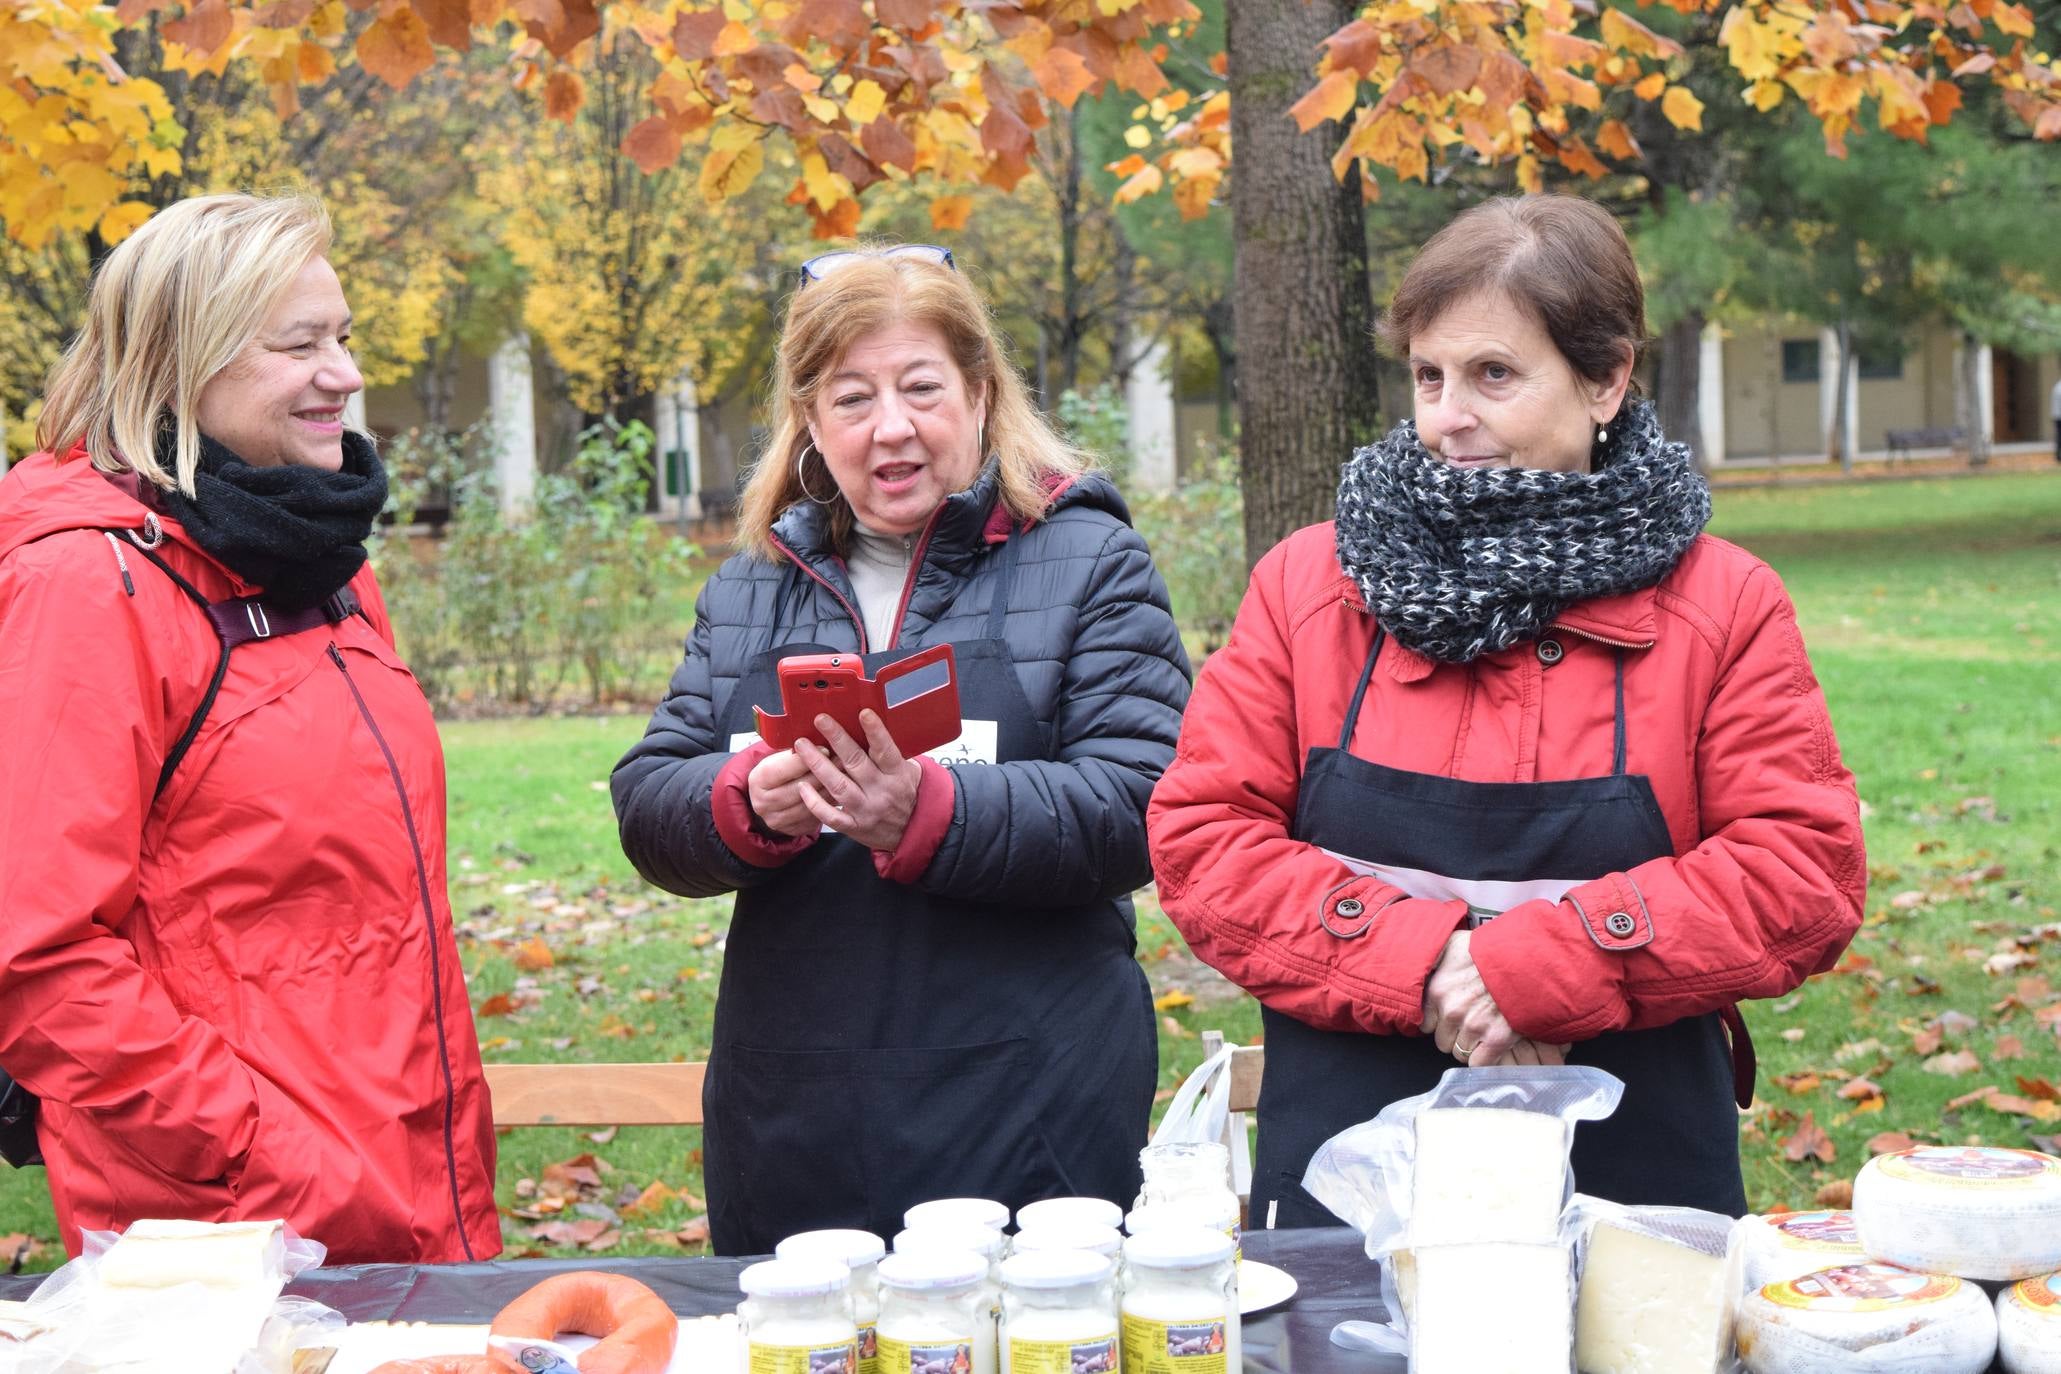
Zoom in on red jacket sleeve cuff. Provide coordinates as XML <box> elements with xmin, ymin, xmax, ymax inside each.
<box><xmin>1472</xmin><ymin>877</ymin><xmax>1641</xmax><ymax>1042</ymax></box>
<box><xmin>873</xmin><ymin>756</ymin><xmax>955</xmax><ymax>883</ymax></box>
<box><xmin>712</xmin><ymin>742</ymin><xmax>818</xmax><ymax>868</ymax></box>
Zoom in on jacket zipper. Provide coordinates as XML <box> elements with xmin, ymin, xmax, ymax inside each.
<box><xmin>324</xmin><ymin>643</ymin><xmax>477</xmax><ymax>1261</ymax></box>
<box><xmin>1553</xmin><ymin>624</ymin><xmax>1656</xmax><ymax>650</ymax></box>
<box><xmin>883</xmin><ymin>503</ymin><xmax>946</xmax><ymax>651</ymax></box>
<box><xmin>770</xmin><ymin>533</ymin><xmax>871</xmax><ymax>653</ymax></box>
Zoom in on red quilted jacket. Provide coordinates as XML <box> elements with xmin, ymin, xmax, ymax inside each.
<box><xmin>1147</xmin><ymin>523</ymin><xmax>1865</xmax><ymax>1053</ymax></box>
<box><xmin>0</xmin><ymin>450</ymin><xmax>499</xmax><ymax>1263</ymax></box>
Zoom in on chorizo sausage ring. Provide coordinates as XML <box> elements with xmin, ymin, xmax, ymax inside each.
<box><xmin>489</xmin><ymin>1271</ymin><xmax>678</xmax><ymax>1374</ymax></box>
<box><xmin>367</xmin><ymin>1360</ymin><xmax>493</xmax><ymax>1374</ymax></box>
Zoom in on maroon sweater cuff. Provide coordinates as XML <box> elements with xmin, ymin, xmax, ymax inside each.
<box><xmin>712</xmin><ymin>742</ymin><xmax>818</xmax><ymax>868</ymax></box>
<box><xmin>873</xmin><ymin>756</ymin><xmax>955</xmax><ymax>883</ymax></box>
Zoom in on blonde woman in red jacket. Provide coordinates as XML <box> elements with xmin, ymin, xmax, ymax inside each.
<box><xmin>1147</xmin><ymin>196</ymin><xmax>1864</xmax><ymax>1225</ymax></box>
<box><xmin>0</xmin><ymin>195</ymin><xmax>498</xmax><ymax>1262</ymax></box>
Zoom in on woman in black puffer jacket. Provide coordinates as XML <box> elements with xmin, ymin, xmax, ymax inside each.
<box><xmin>613</xmin><ymin>244</ymin><xmax>1192</xmax><ymax>1255</ymax></box>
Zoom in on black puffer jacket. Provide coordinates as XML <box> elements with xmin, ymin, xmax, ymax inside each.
<box><xmin>614</xmin><ymin>467</ymin><xmax>1192</xmax><ymax>900</ymax></box>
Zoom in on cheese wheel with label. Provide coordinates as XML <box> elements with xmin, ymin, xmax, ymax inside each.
<box><xmin>1854</xmin><ymin>1147</ymin><xmax>2061</xmax><ymax>1281</ymax></box>
<box><xmin>1738</xmin><ymin>1211</ymin><xmax>1866</xmax><ymax>1292</ymax></box>
<box><xmin>1735</xmin><ymin>1264</ymin><xmax>1996</xmax><ymax>1374</ymax></box>
<box><xmin>2000</xmin><ymin>1273</ymin><xmax>2061</xmax><ymax>1374</ymax></box>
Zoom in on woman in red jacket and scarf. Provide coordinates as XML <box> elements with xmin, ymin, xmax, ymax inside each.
<box><xmin>0</xmin><ymin>194</ymin><xmax>498</xmax><ymax>1262</ymax></box>
<box><xmin>1147</xmin><ymin>195</ymin><xmax>1864</xmax><ymax>1224</ymax></box>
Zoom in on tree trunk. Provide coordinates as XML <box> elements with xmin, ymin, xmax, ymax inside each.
<box><xmin>1055</xmin><ymin>112</ymin><xmax>1084</xmax><ymax>402</ymax></box>
<box><xmin>1655</xmin><ymin>311</ymin><xmax>1705</xmax><ymax>466</ymax></box>
<box><xmin>1227</xmin><ymin>0</ymin><xmax>1381</xmax><ymax>567</ymax></box>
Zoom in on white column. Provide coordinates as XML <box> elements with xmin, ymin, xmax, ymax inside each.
<box><xmin>1973</xmin><ymin>342</ymin><xmax>1995</xmax><ymax>447</ymax></box>
<box><xmin>0</xmin><ymin>400</ymin><xmax>11</xmax><ymax>473</ymax></box>
<box><xmin>654</xmin><ymin>371</ymin><xmax>703</xmax><ymax>519</ymax></box>
<box><xmin>1819</xmin><ymin>327</ymin><xmax>1858</xmax><ymax>459</ymax></box>
<box><xmin>1124</xmin><ymin>337</ymin><xmax>1178</xmax><ymax>493</ymax></box>
<box><xmin>342</xmin><ymin>391</ymin><xmax>367</xmax><ymax>434</ymax></box>
<box><xmin>1697</xmin><ymin>323</ymin><xmax>1726</xmax><ymax>465</ymax></box>
<box><xmin>488</xmin><ymin>333</ymin><xmax>537</xmax><ymax>515</ymax></box>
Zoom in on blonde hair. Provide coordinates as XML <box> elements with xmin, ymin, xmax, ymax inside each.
<box><xmin>737</xmin><ymin>246</ymin><xmax>1092</xmax><ymax>559</ymax></box>
<box><xmin>36</xmin><ymin>192</ymin><xmax>333</xmax><ymax>496</ymax></box>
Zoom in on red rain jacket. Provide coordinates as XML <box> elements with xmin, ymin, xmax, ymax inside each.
<box><xmin>1148</xmin><ymin>524</ymin><xmax>1865</xmax><ymax>1051</ymax></box>
<box><xmin>0</xmin><ymin>450</ymin><xmax>498</xmax><ymax>1263</ymax></box>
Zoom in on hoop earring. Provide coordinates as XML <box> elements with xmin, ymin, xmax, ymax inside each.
<box><xmin>796</xmin><ymin>443</ymin><xmax>837</xmax><ymax>505</ymax></box>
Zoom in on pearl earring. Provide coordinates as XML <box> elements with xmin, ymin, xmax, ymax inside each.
<box><xmin>1596</xmin><ymin>425</ymin><xmax>1609</xmax><ymax>445</ymax></box>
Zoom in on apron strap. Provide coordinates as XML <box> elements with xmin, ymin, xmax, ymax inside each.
<box><xmin>1338</xmin><ymin>627</ymin><xmax>1386</xmax><ymax>752</ymax></box>
<box><xmin>985</xmin><ymin>525</ymin><xmax>1023</xmax><ymax>641</ymax></box>
<box><xmin>1612</xmin><ymin>649</ymin><xmax>1628</xmax><ymax>776</ymax></box>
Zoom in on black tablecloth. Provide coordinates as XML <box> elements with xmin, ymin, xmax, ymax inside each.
<box><xmin>0</xmin><ymin>1228</ymin><xmax>1401</xmax><ymax>1373</ymax></box>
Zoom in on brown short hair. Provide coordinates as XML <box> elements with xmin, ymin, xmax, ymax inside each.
<box><xmin>737</xmin><ymin>246</ymin><xmax>1091</xmax><ymax>560</ymax></box>
<box><xmin>1379</xmin><ymin>195</ymin><xmax>1648</xmax><ymax>388</ymax></box>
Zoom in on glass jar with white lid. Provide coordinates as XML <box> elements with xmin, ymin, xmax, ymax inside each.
<box><xmin>876</xmin><ymin>1249</ymin><xmax>996</xmax><ymax>1374</ymax></box>
<box><xmin>1015</xmin><ymin>1196</ymin><xmax>1124</xmax><ymax>1233</ymax></box>
<box><xmin>904</xmin><ymin>1197</ymin><xmax>1010</xmax><ymax>1233</ymax></box>
<box><xmin>737</xmin><ymin>1256</ymin><xmax>857</xmax><ymax>1374</ymax></box>
<box><xmin>1128</xmin><ymin>1197</ymin><xmax>1242</xmax><ymax>1265</ymax></box>
<box><xmin>1120</xmin><ymin>1226</ymin><xmax>1239</xmax><ymax>1374</ymax></box>
<box><xmin>997</xmin><ymin>1249</ymin><xmax>1118</xmax><ymax>1374</ymax></box>
<box><xmin>1010</xmin><ymin>1222</ymin><xmax>1124</xmax><ymax>1262</ymax></box>
<box><xmin>1133</xmin><ymin>1142</ymin><xmax>1241</xmax><ymax>1260</ymax></box>
<box><xmin>896</xmin><ymin>1223</ymin><xmax>1009</xmax><ymax>1371</ymax></box>
<box><xmin>775</xmin><ymin>1229</ymin><xmax>887</xmax><ymax>1374</ymax></box>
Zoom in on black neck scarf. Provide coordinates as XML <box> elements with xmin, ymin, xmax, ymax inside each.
<box><xmin>1333</xmin><ymin>399</ymin><xmax>1711</xmax><ymax>664</ymax></box>
<box><xmin>157</xmin><ymin>429</ymin><xmax>389</xmax><ymax>612</ymax></box>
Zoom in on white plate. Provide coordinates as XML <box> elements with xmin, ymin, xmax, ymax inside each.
<box><xmin>1239</xmin><ymin>1258</ymin><xmax>1298</xmax><ymax>1315</ymax></box>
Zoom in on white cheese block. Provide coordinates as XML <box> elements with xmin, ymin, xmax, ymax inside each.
<box><xmin>1735</xmin><ymin>1263</ymin><xmax>1996</xmax><ymax>1374</ymax></box>
<box><xmin>1854</xmin><ymin>1146</ymin><xmax>2061</xmax><ymax>1281</ymax></box>
<box><xmin>1575</xmin><ymin>1221</ymin><xmax>1728</xmax><ymax>1374</ymax></box>
<box><xmin>1999</xmin><ymin>1273</ymin><xmax>2061</xmax><ymax>1374</ymax></box>
<box><xmin>96</xmin><ymin>1217</ymin><xmax>286</xmax><ymax>1290</ymax></box>
<box><xmin>1737</xmin><ymin>1211</ymin><xmax>1865</xmax><ymax>1292</ymax></box>
<box><xmin>1411</xmin><ymin>1107</ymin><xmax>1570</xmax><ymax>1245</ymax></box>
<box><xmin>1409</xmin><ymin>1241</ymin><xmax>1573</xmax><ymax>1373</ymax></box>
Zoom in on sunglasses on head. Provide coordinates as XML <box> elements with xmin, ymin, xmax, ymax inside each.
<box><xmin>799</xmin><ymin>244</ymin><xmax>956</xmax><ymax>287</ymax></box>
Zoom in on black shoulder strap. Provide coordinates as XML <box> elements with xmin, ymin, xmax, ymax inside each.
<box><xmin>114</xmin><ymin>535</ymin><xmax>364</xmax><ymax>800</ymax></box>
<box><xmin>120</xmin><ymin>540</ymin><xmax>232</xmax><ymax>801</ymax></box>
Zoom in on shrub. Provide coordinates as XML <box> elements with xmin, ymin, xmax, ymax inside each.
<box><xmin>1130</xmin><ymin>447</ymin><xmax>1246</xmax><ymax>660</ymax></box>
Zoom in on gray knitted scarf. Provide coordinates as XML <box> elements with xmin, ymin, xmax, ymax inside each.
<box><xmin>1334</xmin><ymin>400</ymin><xmax>1710</xmax><ymax>664</ymax></box>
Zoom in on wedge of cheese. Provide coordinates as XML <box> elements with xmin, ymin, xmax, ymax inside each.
<box><xmin>1411</xmin><ymin>1107</ymin><xmax>1569</xmax><ymax>1246</ymax></box>
<box><xmin>1575</xmin><ymin>1221</ymin><xmax>1728</xmax><ymax>1374</ymax></box>
<box><xmin>1410</xmin><ymin>1241</ymin><xmax>1573</xmax><ymax>1374</ymax></box>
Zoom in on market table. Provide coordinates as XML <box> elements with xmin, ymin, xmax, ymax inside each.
<box><xmin>0</xmin><ymin>1229</ymin><xmax>1401</xmax><ymax>1373</ymax></box>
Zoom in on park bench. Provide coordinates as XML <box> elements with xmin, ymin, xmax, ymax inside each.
<box><xmin>1884</xmin><ymin>425</ymin><xmax>1965</xmax><ymax>462</ymax></box>
<box><xmin>485</xmin><ymin>1061</ymin><xmax>705</xmax><ymax>1127</ymax></box>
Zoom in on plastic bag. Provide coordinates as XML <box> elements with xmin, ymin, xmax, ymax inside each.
<box><xmin>0</xmin><ymin>1219</ymin><xmax>327</xmax><ymax>1374</ymax></box>
<box><xmin>1149</xmin><ymin>1042</ymin><xmax>1252</xmax><ymax>1199</ymax></box>
<box><xmin>1302</xmin><ymin>1065</ymin><xmax>1623</xmax><ymax>1258</ymax></box>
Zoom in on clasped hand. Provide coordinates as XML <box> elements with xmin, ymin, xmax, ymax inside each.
<box><xmin>1421</xmin><ymin>930</ymin><xmax>1569</xmax><ymax>1068</ymax></box>
<box><xmin>746</xmin><ymin>709</ymin><xmax>921</xmax><ymax>852</ymax></box>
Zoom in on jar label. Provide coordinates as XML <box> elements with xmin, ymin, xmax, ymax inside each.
<box><xmin>748</xmin><ymin>1339</ymin><xmax>859</xmax><ymax>1374</ymax></box>
<box><xmin>1121</xmin><ymin>1314</ymin><xmax>1230</xmax><ymax>1373</ymax></box>
<box><xmin>859</xmin><ymin>1323</ymin><xmax>879</xmax><ymax>1374</ymax></box>
<box><xmin>1006</xmin><ymin>1333</ymin><xmax>1117</xmax><ymax>1374</ymax></box>
<box><xmin>876</xmin><ymin>1335</ymin><xmax>972</xmax><ymax>1374</ymax></box>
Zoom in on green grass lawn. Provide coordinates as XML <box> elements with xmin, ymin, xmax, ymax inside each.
<box><xmin>0</xmin><ymin>469</ymin><xmax>2054</xmax><ymax>1268</ymax></box>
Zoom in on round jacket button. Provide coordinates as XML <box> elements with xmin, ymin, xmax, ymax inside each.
<box><xmin>1536</xmin><ymin>638</ymin><xmax>1565</xmax><ymax>665</ymax></box>
<box><xmin>1606</xmin><ymin>911</ymin><xmax>1636</xmax><ymax>938</ymax></box>
<box><xmin>1336</xmin><ymin>898</ymin><xmax>1365</xmax><ymax>919</ymax></box>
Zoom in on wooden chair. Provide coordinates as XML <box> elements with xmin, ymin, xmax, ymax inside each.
<box><xmin>485</xmin><ymin>1062</ymin><xmax>706</xmax><ymax>1128</ymax></box>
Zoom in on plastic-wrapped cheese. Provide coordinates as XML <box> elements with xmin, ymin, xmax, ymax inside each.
<box><xmin>1575</xmin><ymin>1221</ymin><xmax>1728</xmax><ymax>1374</ymax></box>
<box><xmin>1854</xmin><ymin>1146</ymin><xmax>2061</xmax><ymax>1281</ymax></box>
<box><xmin>1410</xmin><ymin>1241</ymin><xmax>1574</xmax><ymax>1373</ymax></box>
<box><xmin>1411</xmin><ymin>1107</ymin><xmax>1570</xmax><ymax>1245</ymax></box>
<box><xmin>1738</xmin><ymin>1211</ymin><xmax>1866</xmax><ymax>1291</ymax></box>
<box><xmin>1999</xmin><ymin>1273</ymin><xmax>2061</xmax><ymax>1374</ymax></box>
<box><xmin>1735</xmin><ymin>1264</ymin><xmax>1996</xmax><ymax>1374</ymax></box>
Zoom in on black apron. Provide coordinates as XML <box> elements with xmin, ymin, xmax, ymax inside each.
<box><xmin>703</xmin><ymin>534</ymin><xmax>1157</xmax><ymax>1255</ymax></box>
<box><xmin>1251</xmin><ymin>629</ymin><xmax>1748</xmax><ymax>1229</ymax></box>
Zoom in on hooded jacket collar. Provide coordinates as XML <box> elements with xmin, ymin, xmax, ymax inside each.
<box><xmin>0</xmin><ymin>449</ymin><xmax>259</xmax><ymax>595</ymax></box>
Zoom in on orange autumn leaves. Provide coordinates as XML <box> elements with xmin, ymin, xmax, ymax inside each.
<box><xmin>1129</xmin><ymin>0</ymin><xmax>2061</xmax><ymax>213</ymax></box>
<box><xmin>1</xmin><ymin>0</ymin><xmax>1201</xmax><ymax>246</ymax></box>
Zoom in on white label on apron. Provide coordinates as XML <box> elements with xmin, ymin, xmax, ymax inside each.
<box><xmin>730</xmin><ymin>722</ymin><xmax>1000</xmax><ymax>766</ymax></box>
<box><xmin>1319</xmin><ymin>850</ymin><xmax>1589</xmax><ymax>925</ymax></box>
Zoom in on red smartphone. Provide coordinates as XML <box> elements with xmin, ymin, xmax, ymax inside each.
<box><xmin>753</xmin><ymin>643</ymin><xmax>962</xmax><ymax>758</ymax></box>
